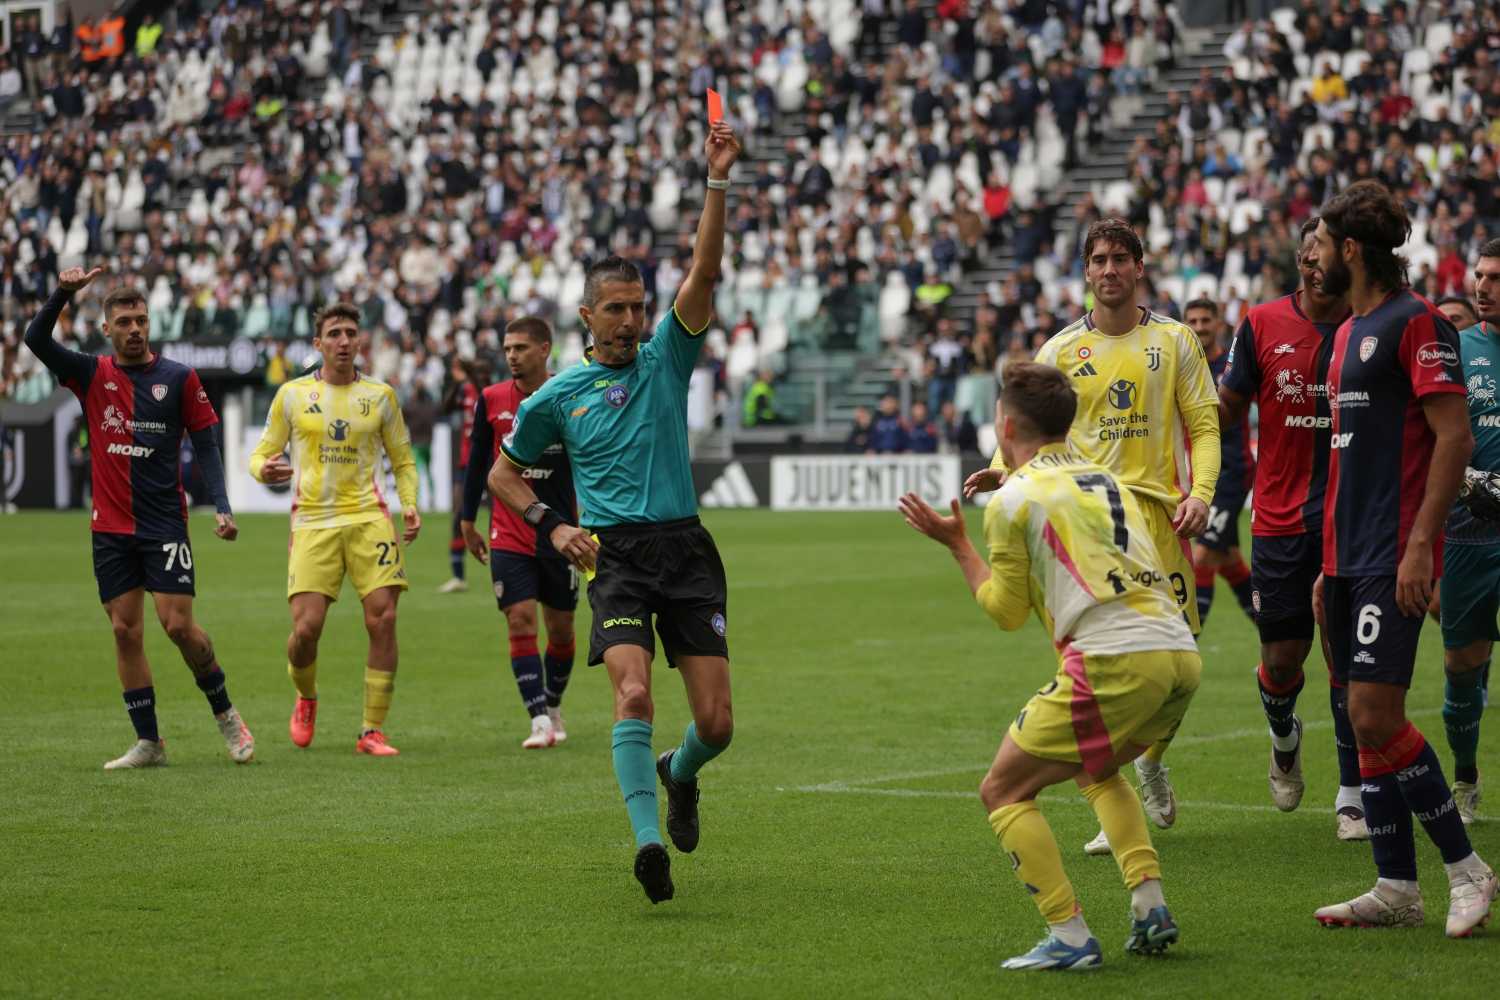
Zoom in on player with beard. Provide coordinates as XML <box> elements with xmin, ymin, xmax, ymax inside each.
<box><xmin>1218</xmin><ymin>219</ymin><xmax>1364</xmax><ymax>831</ymax></box>
<box><xmin>1306</xmin><ymin>180</ymin><xmax>1494</xmax><ymax>936</ymax></box>
<box><xmin>461</xmin><ymin>317</ymin><xmax>579</xmax><ymax>749</ymax></box>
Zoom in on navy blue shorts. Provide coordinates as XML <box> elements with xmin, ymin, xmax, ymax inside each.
<box><xmin>1324</xmin><ymin>574</ymin><xmax>1426</xmax><ymax>687</ymax></box>
<box><xmin>1250</xmin><ymin>533</ymin><xmax>1320</xmax><ymax>643</ymax></box>
<box><xmin>92</xmin><ymin>532</ymin><xmax>195</xmax><ymax>604</ymax></box>
<box><xmin>491</xmin><ymin>550</ymin><xmax>578</xmax><ymax>611</ymax></box>
<box><xmin>1200</xmin><ymin>492</ymin><xmax>1247</xmax><ymax>553</ymax></box>
<box><xmin>1439</xmin><ymin>541</ymin><xmax>1500</xmax><ymax>649</ymax></box>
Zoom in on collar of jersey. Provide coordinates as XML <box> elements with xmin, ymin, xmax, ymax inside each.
<box><xmin>1084</xmin><ymin>305</ymin><xmax>1147</xmax><ymax>334</ymax></box>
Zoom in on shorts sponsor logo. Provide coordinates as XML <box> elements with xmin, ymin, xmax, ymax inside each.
<box><xmin>1359</xmin><ymin>336</ymin><xmax>1378</xmax><ymax>362</ymax></box>
<box><xmin>1107</xmin><ymin>379</ymin><xmax>1137</xmax><ymax>410</ymax></box>
<box><xmin>711</xmin><ymin>612</ymin><xmax>727</xmax><ymax>636</ymax></box>
<box><xmin>493</xmin><ymin>581</ymin><xmax>505</xmax><ymax>600</ymax></box>
<box><xmin>178</xmin><ymin>574</ymin><xmax>191</xmax><ymax>584</ymax></box>
<box><xmin>151</xmin><ymin>384</ymin><xmax>168</xmax><ymax>402</ymax></box>
<box><xmin>604</xmin><ymin>384</ymin><xmax>629</xmax><ymax>408</ymax></box>
<box><xmin>602</xmin><ymin>616</ymin><xmax>644</xmax><ymax>628</ymax></box>
<box><xmin>1283</xmin><ymin>414</ymin><xmax>1332</xmax><ymax>428</ymax></box>
<box><xmin>1252</xmin><ymin>590</ymin><xmax>1261</xmax><ymax>612</ymax></box>
<box><xmin>1418</xmin><ymin>343</ymin><xmax>1459</xmax><ymax>369</ymax></box>
<box><xmin>106</xmin><ymin>442</ymin><xmax>154</xmax><ymax>457</ymax></box>
<box><xmin>1353</xmin><ymin>650</ymin><xmax>1376</xmax><ymax>664</ymax></box>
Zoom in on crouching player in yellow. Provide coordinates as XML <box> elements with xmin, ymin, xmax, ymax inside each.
<box><xmin>899</xmin><ymin>362</ymin><xmax>1200</xmax><ymax>971</ymax></box>
<box><xmin>250</xmin><ymin>302</ymin><xmax>421</xmax><ymax>755</ymax></box>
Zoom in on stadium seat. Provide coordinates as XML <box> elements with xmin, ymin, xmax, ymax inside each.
<box><xmin>1424</xmin><ymin>21</ymin><xmax>1453</xmax><ymax>56</ymax></box>
<box><xmin>878</xmin><ymin>273</ymin><xmax>911</xmax><ymax>342</ymax></box>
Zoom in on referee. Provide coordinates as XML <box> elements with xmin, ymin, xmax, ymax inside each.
<box><xmin>489</xmin><ymin>120</ymin><xmax>742</xmax><ymax>903</ymax></box>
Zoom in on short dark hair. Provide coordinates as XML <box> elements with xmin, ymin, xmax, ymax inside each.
<box><xmin>505</xmin><ymin>316</ymin><xmax>553</xmax><ymax>343</ymax></box>
<box><xmin>1082</xmin><ymin>218</ymin><xmax>1144</xmax><ymax>263</ymax></box>
<box><xmin>1183</xmin><ymin>297</ymin><xmax>1218</xmax><ymax>316</ymax></box>
<box><xmin>1437</xmin><ymin>295</ymin><xmax>1477</xmax><ymax>318</ymax></box>
<box><xmin>1002</xmin><ymin>362</ymin><xmax>1076</xmax><ymax>439</ymax></box>
<box><xmin>1299</xmin><ymin>215</ymin><xmax>1321</xmax><ymax>242</ymax></box>
<box><xmin>1319</xmin><ymin>180</ymin><xmax>1410</xmax><ymax>291</ymax></box>
<box><xmin>582</xmin><ymin>255</ymin><xmax>644</xmax><ymax>308</ymax></box>
<box><xmin>313</xmin><ymin>301</ymin><xmax>361</xmax><ymax>338</ymax></box>
<box><xmin>102</xmin><ymin>286</ymin><xmax>146</xmax><ymax>318</ymax></box>
<box><xmin>1479</xmin><ymin>237</ymin><xmax>1500</xmax><ymax>260</ymax></box>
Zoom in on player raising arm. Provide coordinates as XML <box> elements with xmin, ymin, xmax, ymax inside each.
<box><xmin>901</xmin><ymin>363</ymin><xmax>1200</xmax><ymax>972</ymax></box>
<box><xmin>251</xmin><ymin>302</ymin><xmax>420</xmax><ymax>757</ymax></box>
<box><xmin>461</xmin><ymin>317</ymin><xmax>580</xmax><ymax>749</ymax></box>
<box><xmin>25</xmin><ymin>266</ymin><xmax>252</xmax><ymax>769</ymax></box>
<box><xmin>1218</xmin><ymin>219</ymin><xmax>1363</xmax><ymax>831</ymax></box>
<box><xmin>1305</xmin><ymin>181</ymin><xmax>1494</xmax><ymax>936</ymax></box>
<box><xmin>489</xmin><ymin>120</ymin><xmax>741</xmax><ymax>904</ymax></box>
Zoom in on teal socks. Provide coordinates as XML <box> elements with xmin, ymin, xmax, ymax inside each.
<box><xmin>1444</xmin><ymin>662</ymin><xmax>1488</xmax><ymax>785</ymax></box>
<box><xmin>669</xmin><ymin>721</ymin><xmax>731</xmax><ymax>784</ymax></box>
<box><xmin>611</xmin><ymin>719</ymin><xmax>660</xmax><ymax>848</ymax></box>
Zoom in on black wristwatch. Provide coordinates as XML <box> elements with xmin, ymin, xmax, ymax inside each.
<box><xmin>523</xmin><ymin>501</ymin><xmax>566</xmax><ymax>535</ymax></box>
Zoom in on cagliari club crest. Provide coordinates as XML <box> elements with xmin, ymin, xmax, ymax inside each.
<box><xmin>152</xmin><ymin>384</ymin><xmax>168</xmax><ymax>401</ymax></box>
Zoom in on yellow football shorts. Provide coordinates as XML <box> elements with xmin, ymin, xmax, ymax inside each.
<box><xmin>1134</xmin><ymin>493</ymin><xmax>1200</xmax><ymax>635</ymax></box>
<box><xmin>1008</xmin><ymin>647</ymin><xmax>1202</xmax><ymax>777</ymax></box>
<box><xmin>287</xmin><ymin>519</ymin><xmax>408</xmax><ymax>600</ymax></box>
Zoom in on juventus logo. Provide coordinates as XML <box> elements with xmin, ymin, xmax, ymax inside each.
<box><xmin>357</xmin><ymin>397</ymin><xmax>374</xmax><ymax>417</ymax></box>
<box><xmin>1146</xmin><ymin>346</ymin><xmax>1162</xmax><ymax>371</ymax></box>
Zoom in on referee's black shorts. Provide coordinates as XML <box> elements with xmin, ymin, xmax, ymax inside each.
<box><xmin>587</xmin><ymin>516</ymin><xmax>729</xmax><ymax>668</ymax></box>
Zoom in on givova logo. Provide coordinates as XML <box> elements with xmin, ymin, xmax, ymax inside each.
<box><xmin>602</xmin><ymin>617</ymin><xmax>644</xmax><ymax>628</ymax></box>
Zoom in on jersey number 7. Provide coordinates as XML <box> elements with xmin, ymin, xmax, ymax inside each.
<box><xmin>1072</xmin><ymin>474</ymin><xmax>1128</xmax><ymax>551</ymax></box>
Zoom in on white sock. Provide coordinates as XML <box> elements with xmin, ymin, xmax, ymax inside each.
<box><xmin>1335</xmin><ymin>786</ymin><xmax>1364</xmax><ymax>812</ymax></box>
<box><xmin>1445</xmin><ymin>852</ymin><xmax>1488</xmax><ymax>883</ymax></box>
<box><xmin>1270</xmin><ymin>725</ymin><xmax>1300</xmax><ymax>753</ymax></box>
<box><xmin>1130</xmin><ymin>878</ymin><xmax>1167</xmax><ymax>920</ymax></box>
<box><xmin>1049</xmin><ymin>912</ymin><xmax>1093</xmax><ymax>947</ymax></box>
<box><xmin>1376</xmin><ymin>878</ymin><xmax>1420</xmax><ymax>900</ymax></box>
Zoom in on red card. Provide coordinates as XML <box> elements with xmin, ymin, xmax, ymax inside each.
<box><xmin>707</xmin><ymin>88</ymin><xmax>724</xmax><ymax>124</ymax></box>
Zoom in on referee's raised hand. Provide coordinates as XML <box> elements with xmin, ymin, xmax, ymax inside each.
<box><xmin>549</xmin><ymin>523</ymin><xmax>599</xmax><ymax>574</ymax></box>
<box><xmin>705</xmin><ymin>120</ymin><xmax>741</xmax><ymax>178</ymax></box>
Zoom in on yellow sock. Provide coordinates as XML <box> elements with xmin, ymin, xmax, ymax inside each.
<box><xmin>362</xmin><ymin>667</ymin><xmax>394</xmax><ymax>732</ymax></box>
<box><xmin>1081</xmin><ymin>773</ymin><xmax>1161</xmax><ymax>889</ymax></box>
<box><xmin>288</xmin><ymin>661</ymin><xmax>318</xmax><ymax>699</ymax></box>
<box><xmin>988</xmin><ymin>801</ymin><xmax>1077</xmax><ymax>925</ymax></box>
<box><xmin>1143</xmin><ymin>741</ymin><xmax>1168</xmax><ymax>764</ymax></box>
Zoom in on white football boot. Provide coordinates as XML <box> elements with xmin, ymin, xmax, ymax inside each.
<box><xmin>1083</xmin><ymin>829</ymin><xmax>1112</xmax><ymax>856</ymax></box>
<box><xmin>215</xmin><ymin>707</ymin><xmax>256</xmax><ymax>764</ymax></box>
<box><xmin>1453</xmin><ymin>778</ymin><xmax>1481</xmax><ymax>825</ymax></box>
<box><xmin>1447</xmin><ymin>864</ymin><xmax>1497</xmax><ymax>938</ymax></box>
<box><xmin>1315</xmin><ymin>884</ymin><xmax>1424</xmax><ymax>928</ymax></box>
<box><xmin>547</xmin><ymin>706</ymin><xmax>567</xmax><ymax>744</ymax></box>
<box><xmin>1135</xmin><ymin>758</ymin><xmax>1177</xmax><ymax>828</ymax></box>
<box><xmin>1268</xmin><ymin>717</ymin><xmax>1305</xmax><ymax>812</ymax></box>
<box><xmin>104</xmin><ymin>739</ymin><xmax>167</xmax><ymax>770</ymax></box>
<box><xmin>521</xmin><ymin>713</ymin><xmax>556</xmax><ymax>749</ymax></box>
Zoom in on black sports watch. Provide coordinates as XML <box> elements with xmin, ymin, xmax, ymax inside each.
<box><xmin>523</xmin><ymin>501</ymin><xmax>567</xmax><ymax>535</ymax></box>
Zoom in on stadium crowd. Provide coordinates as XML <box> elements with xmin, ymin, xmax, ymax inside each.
<box><xmin>2</xmin><ymin>1</ymin><xmax>1499</xmax><ymax>431</ymax></box>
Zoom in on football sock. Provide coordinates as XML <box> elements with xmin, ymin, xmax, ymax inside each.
<box><xmin>543</xmin><ymin>639</ymin><xmax>575</xmax><ymax>708</ymax></box>
<box><xmin>508</xmin><ymin>634</ymin><xmax>547</xmax><ymax>718</ymax></box>
<box><xmin>1130</xmin><ymin>878</ymin><xmax>1167</xmax><ymax>922</ymax></box>
<box><xmin>1443</xmin><ymin>663</ymin><xmax>1486</xmax><ymax>785</ymax></box>
<box><xmin>1330</xmin><ymin>682</ymin><xmax>1362</xmax><ymax>792</ymax></box>
<box><xmin>1050</xmin><ymin>913</ymin><xmax>1093</xmax><ymax>948</ymax></box>
<box><xmin>611</xmin><ymin>719</ymin><xmax>660</xmax><ymax>848</ymax></box>
<box><xmin>449</xmin><ymin>531</ymin><xmax>465</xmax><ymax>580</ymax></box>
<box><xmin>1081</xmin><ymin>772</ymin><xmax>1161</xmax><ymax>892</ymax></box>
<box><xmin>669</xmin><ymin>721</ymin><xmax>730</xmax><ymax>783</ymax></box>
<box><xmin>194</xmin><ymin>668</ymin><xmax>233</xmax><ymax>715</ymax></box>
<box><xmin>989</xmin><ymin>801</ymin><xmax>1077</xmax><ymax>925</ymax></box>
<box><xmin>1220</xmin><ymin>557</ymin><xmax>1254</xmax><ymax>615</ymax></box>
<box><xmin>1257</xmin><ymin>663</ymin><xmax>1304</xmax><ymax>743</ymax></box>
<box><xmin>1358</xmin><ymin>749</ymin><xmax>1417</xmax><ymax>881</ymax></box>
<box><xmin>123</xmin><ymin>686</ymin><xmax>159</xmax><ymax>742</ymax></box>
<box><xmin>1195</xmin><ymin>565</ymin><xmax>1215</xmax><ymax>625</ymax></box>
<box><xmin>1142</xmin><ymin>742</ymin><xmax>1168</xmax><ymax>765</ymax></box>
<box><xmin>361</xmin><ymin>667</ymin><xmax>394</xmax><ymax>733</ymax></box>
<box><xmin>1383</xmin><ymin>724</ymin><xmax>1473</xmax><ymax>864</ymax></box>
<box><xmin>288</xmin><ymin>660</ymin><xmax>318</xmax><ymax>699</ymax></box>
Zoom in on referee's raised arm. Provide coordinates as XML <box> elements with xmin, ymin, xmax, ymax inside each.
<box><xmin>673</xmin><ymin>121</ymin><xmax>742</xmax><ymax>333</ymax></box>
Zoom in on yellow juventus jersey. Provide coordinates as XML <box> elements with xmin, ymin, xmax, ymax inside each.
<box><xmin>978</xmin><ymin>444</ymin><xmax>1197</xmax><ymax>655</ymax></box>
<box><xmin>250</xmin><ymin>373</ymin><xmax>418</xmax><ymax>530</ymax></box>
<box><xmin>997</xmin><ymin>308</ymin><xmax>1220</xmax><ymax>512</ymax></box>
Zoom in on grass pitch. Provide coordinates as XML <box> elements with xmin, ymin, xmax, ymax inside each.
<box><xmin>0</xmin><ymin>508</ymin><xmax>1494</xmax><ymax>998</ymax></box>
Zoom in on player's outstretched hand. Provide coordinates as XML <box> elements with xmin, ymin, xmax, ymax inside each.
<box><xmin>58</xmin><ymin>266</ymin><xmax>105</xmax><ymax>292</ymax></box>
<box><xmin>962</xmin><ymin>467</ymin><xmax>1006</xmax><ymax>499</ymax></box>
<box><xmin>899</xmin><ymin>493</ymin><xmax>968</xmax><ymax>549</ymax></box>
<box><xmin>402</xmin><ymin>507</ymin><xmax>422</xmax><ymax>544</ymax></box>
<box><xmin>1172</xmin><ymin>497</ymin><xmax>1209</xmax><ymax>538</ymax></box>
<box><xmin>550</xmin><ymin>524</ymin><xmax>599</xmax><ymax>574</ymax></box>
<box><xmin>260</xmin><ymin>453</ymin><xmax>294</xmax><ymax>484</ymax></box>
<box><xmin>460</xmin><ymin>519</ymin><xmax>488</xmax><ymax>565</ymax></box>
<box><xmin>214</xmin><ymin>512</ymin><xmax>238</xmax><ymax>541</ymax></box>
<box><xmin>705</xmin><ymin>120</ymin><xmax>741</xmax><ymax>178</ymax></box>
<box><xmin>1311</xmin><ymin>573</ymin><xmax>1325</xmax><ymax>628</ymax></box>
<box><xmin>1395</xmin><ymin>545</ymin><xmax>1434</xmax><ymax>618</ymax></box>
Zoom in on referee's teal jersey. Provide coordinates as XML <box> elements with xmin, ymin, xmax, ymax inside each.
<box><xmin>501</xmin><ymin>305</ymin><xmax>705</xmax><ymax>529</ymax></box>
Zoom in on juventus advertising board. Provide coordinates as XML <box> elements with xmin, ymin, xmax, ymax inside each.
<box><xmin>770</xmin><ymin>455</ymin><xmax>961</xmax><ymax>511</ymax></box>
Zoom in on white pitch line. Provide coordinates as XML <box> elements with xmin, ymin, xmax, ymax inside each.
<box><xmin>792</xmin><ymin>707</ymin><xmax>1443</xmax><ymax>794</ymax></box>
<box><xmin>779</xmin><ymin>784</ymin><xmax>1287</xmax><ymax>814</ymax></box>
